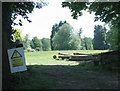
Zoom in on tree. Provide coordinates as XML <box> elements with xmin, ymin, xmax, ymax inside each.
<box><xmin>50</xmin><ymin>24</ymin><xmax>59</xmax><ymax>50</ymax></box>
<box><xmin>52</xmin><ymin>23</ymin><xmax>72</xmax><ymax>50</ymax></box>
<box><xmin>62</xmin><ymin>2</ymin><xmax>120</xmax><ymax>50</ymax></box>
<box><xmin>31</xmin><ymin>37</ymin><xmax>42</xmax><ymax>51</ymax></box>
<box><xmin>52</xmin><ymin>23</ymin><xmax>81</xmax><ymax>50</ymax></box>
<box><xmin>62</xmin><ymin>2</ymin><xmax>120</xmax><ymax>23</ymax></box>
<box><xmin>50</xmin><ymin>21</ymin><xmax>67</xmax><ymax>50</ymax></box>
<box><xmin>93</xmin><ymin>25</ymin><xmax>108</xmax><ymax>50</ymax></box>
<box><xmin>12</xmin><ymin>28</ymin><xmax>23</xmax><ymax>44</ymax></box>
<box><xmin>22</xmin><ymin>34</ymin><xmax>30</xmax><ymax>50</ymax></box>
<box><xmin>30</xmin><ymin>40</ymin><xmax>34</xmax><ymax>49</ymax></box>
<box><xmin>106</xmin><ymin>27</ymin><xmax>119</xmax><ymax>50</ymax></box>
<box><xmin>90</xmin><ymin>42</ymin><xmax>94</xmax><ymax>50</ymax></box>
<box><xmin>81</xmin><ymin>37</ymin><xmax>93</xmax><ymax>50</ymax></box>
<box><xmin>41</xmin><ymin>38</ymin><xmax>51</xmax><ymax>51</ymax></box>
<box><xmin>78</xmin><ymin>28</ymin><xmax>82</xmax><ymax>38</ymax></box>
<box><xmin>85</xmin><ymin>37</ymin><xmax>93</xmax><ymax>50</ymax></box>
<box><xmin>81</xmin><ymin>39</ymin><xmax>86</xmax><ymax>50</ymax></box>
<box><xmin>69</xmin><ymin>33</ymin><xmax>81</xmax><ymax>50</ymax></box>
<box><xmin>2</xmin><ymin>1</ymin><xmax>47</xmax><ymax>89</ymax></box>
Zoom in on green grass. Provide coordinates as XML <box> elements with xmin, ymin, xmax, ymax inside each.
<box><xmin>12</xmin><ymin>50</ymin><xmax>109</xmax><ymax>89</ymax></box>
<box><xmin>25</xmin><ymin>50</ymin><xmax>108</xmax><ymax>66</ymax></box>
<box><xmin>13</xmin><ymin>66</ymin><xmax>56</xmax><ymax>89</ymax></box>
<box><xmin>25</xmin><ymin>51</ymin><xmax>78</xmax><ymax>66</ymax></box>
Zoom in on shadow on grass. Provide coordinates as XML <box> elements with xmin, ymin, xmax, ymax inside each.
<box><xmin>8</xmin><ymin>61</ymin><xmax>119</xmax><ymax>89</ymax></box>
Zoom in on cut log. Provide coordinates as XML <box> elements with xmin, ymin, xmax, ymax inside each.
<box><xmin>53</xmin><ymin>55</ymin><xmax>57</xmax><ymax>59</ymax></box>
<box><xmin>58</xmin><ymin>53</ymin><xmax>71</xmax><ymax>55</ymax></box>
<box><xmin>69</xmin><ymin>58</ymin><xmax>94</xmax><ymax>61</ymax></box>
<box><xmin>71</xmin><ymin>55</ymin><xmax>95</xmax><ymax>59</ymax></box>
<box><xmin>69</xmin><ymin>57</ymin><xmax>95</xmax><ymax>61</ymax></box>
<box><xmin>69</xmin><ymin>55</ymin><xmax>95</xmax><ymax>61</ymax></box>
<box><xmin>58</xmin><ymin>55</ymin><xmax>71</xmax><ymax>60</ymax></box>
<box><xmin>73</xmin><ymin>53</ymin><xmax>92</xmax><ymax>56</ymax></box>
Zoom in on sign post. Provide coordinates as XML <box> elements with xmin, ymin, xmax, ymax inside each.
<box><xmin>8</xmin><ymin>47</ymin><xmax>27</xmax><ymax>73</ymax></box>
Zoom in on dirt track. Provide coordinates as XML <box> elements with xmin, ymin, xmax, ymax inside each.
<box><xmin>37</xmin><ymin>65</ymin><xmax>119</xmax><ymax>89</ymax></box>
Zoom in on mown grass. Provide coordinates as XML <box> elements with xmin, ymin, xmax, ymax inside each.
<box><xmin>12</xmin><ymin>50</ymin><xmax>109</xmax><ymax>89</ymax></box>
<box><xmin>25</xmin><ymin>50</ymin><xmax>108</xmax><ymax>66</ymax></box>
<box><xmin>25</xmin><ymin>51</ymin><xmax>77</xmax><ymax>66</ymax></box>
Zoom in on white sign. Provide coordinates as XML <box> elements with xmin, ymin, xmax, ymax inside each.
<box><xmin>8</xmin><ymin>47</ymin><xmax>27</xmax><ymax>73</ymax></box>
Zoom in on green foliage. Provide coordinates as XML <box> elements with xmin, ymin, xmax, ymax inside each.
<box><xmin>90</xmin><ymin>43</ymin><xmax>94</xmax><ymax>50</ymax></box>
<box><xmin>27</xmin><ymin>47</ymin><xmax>32</xmax><ymax>52</ymax></box>
<box><xmin>62</xmin><ymin>2</ymin><xmax>120</xmax><ymax>50</ymax></box>
<box><xmin>81</xmin><ymin>37</ymin><xmax>93</xmax><ymax>50</ymax></box>
<box><xmin>50</xmin><ymin>21</ymin><xmax>67</xmax><ymax>50</ymax></box>
<box><xmin>93</xmin><ymin>25</ymin><xmax>108</xmax><ymax>50</ymax></box>
<box><xmin>69</xmin><ymin>34</ymin><xmax>81</xmax><ymax>50</ymax></box>
<box><xmin>12</xmin><ymin>28</ymin><xmax>23</xmax><ymax>43</ymax></box>
<box><xmin>22</xmin><ymin>34</ymin><xmax>30</xmax><ymax>50</ymax></box>
<box><xmin>3</xmin><ymin>2</ymin><xmax>48</xmax><ymax>45</ymax></box>
<box><xmin>11</xmin><ymin>2</ymin><xmax>48</xmax><ymax>26</ymax></box>
<box><xmin>35</xmin><ymin>47</ymin><xmax>41</xmax><ymax>51</ymax></box>
<box><xmin>52</xmin><ymin>23</ymin><xmax>72</xmax><ymax>50</ymax></box>
<box><xmin>106</xmin><ymin>27</ymin><xmax>119</xmax><ymax>50</ymax></box>
<box><xmin>78</xmin><ymin>28</ymin><xmax>82</xmax><ymax>38</ymax></box>
<box><xmin>62</xmin><ymin>2</ymin><xmax>88</xmax><ymax>19</ymax></box>
<box><xmin>26</xmin><ymin>47</ymin><xmax>35</xmax><ymax>52</ymax></box>
<box><xmin>30</xmin><ymin>37</ymin><xmax>42</xmax><ymax>51</ymax></box>
<box><xmin>52</xmin><ymin>23</ymin><xmax>81</xmax><ymax>50</ymax></box>
<box><xmin>30</xmin><ymin>40</ymin><xmax>34</xmax><ymax>49</ymax></box>
<box><xmin>41</xmin><ymin>38</ymin><xmax>51</xmax><ymax>51</ymax></box>
<box><xmin>62</xmin><ymin>2</ymin><xmax>120</xmax><ymax>24</ymax></box>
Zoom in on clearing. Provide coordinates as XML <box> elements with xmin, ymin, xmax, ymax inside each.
<box><xmin>12</xmin><ymin>50</ymin><xmax>119</xmax><ymax>89</ymax></box>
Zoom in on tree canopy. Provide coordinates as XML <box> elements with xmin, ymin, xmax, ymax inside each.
<box><xmin>3</xmin><ymin>1</ymin><xmax>48</xmax><ymax>44</ymax></box>
<box><xmin>62</xmin><ymin>2</ymin><xmax>120</xmax><ymax>24</ymax></box>
<box><xmin>30</xmin><ymin>37</ymin><xmax>42</xmax><ymax>51</ymax></box>
<box><xmin>22</xmin><ymin>34</ymin><xmax>31</xmax><ymax>50</ymax></box>
<box><xmin>81</xmin><ymin>37</ymin><xmax>93</xmax><ymax>50</ymax></box>
<box><xmin>12</xmin><ymin>28</ymin><xmax>23</xmax><ymax>43</ymax></box>
<box><xmin>50</xmin><ymin>21</ymin><xmax>67</xmax><ymax>50</ymax></box>
<box><xmin>52</xmin><ymin>23</ymin><xmax>81</xmax><ymax>50</ymax></box>
<box><xmin>93</xmin><ymin>25</ymin><xmax>108</xmax><ymax>50</ymax></box>
<box><xmin>41</xmin><ymin>38</ymin><xmax>51</xmax><ymax>51</ymax></box>
<box><xmin>62</xmin><ymin>2</ymin><xmax>120</xmax><ymax>50</ymax></box>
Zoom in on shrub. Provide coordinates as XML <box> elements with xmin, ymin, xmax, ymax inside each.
<box><xmin>35</xmin><ymin>47</ymin><xmax>41</xmax><ymax>51</ymax></box>
<box><xmin>27</xmin><ymin>47</ymin><xmax>32</xmax><ymax>52</ymax></box>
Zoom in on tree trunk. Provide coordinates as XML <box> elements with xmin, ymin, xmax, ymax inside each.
<box><xmin>2</xmin><ymin>3</ymin><xmax>13</xmax><ymax>89</ymax></box>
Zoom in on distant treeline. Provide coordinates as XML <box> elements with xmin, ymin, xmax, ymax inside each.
<box><xmin>50</xmin><ymin>21</ymin><xmax>118</xmax><ymax>51</ymax></box>
<box><xmin>13</xmin><ymin>20</ymin><xmax>118</xmax><ymax>51</ymax></box>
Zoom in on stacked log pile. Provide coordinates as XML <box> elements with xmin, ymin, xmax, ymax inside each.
<box><xmin>53</xmin><ymin>52</ymin><xmax>96</xmax><ymax>61</ymax></box>
<box><xmin>53</xmin><ymin>50</ymin><xmax>120</xmax><ymax>67</ymax></box>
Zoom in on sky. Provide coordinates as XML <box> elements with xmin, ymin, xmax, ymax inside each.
<box><xmin>13</xmin><ymin>0</ymin><xmax>109</xmax><ymax>40</ymax></box>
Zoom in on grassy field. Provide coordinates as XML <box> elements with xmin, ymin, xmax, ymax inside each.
<box><xmin>11</xmin><ymin>50</ymin><xmax>118</xmax><ymax>89</ymax></box>
<box><xmin>25</xmin><ymin>50</ymin><xmax>108</xmax><ymax>66</ymax></box>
